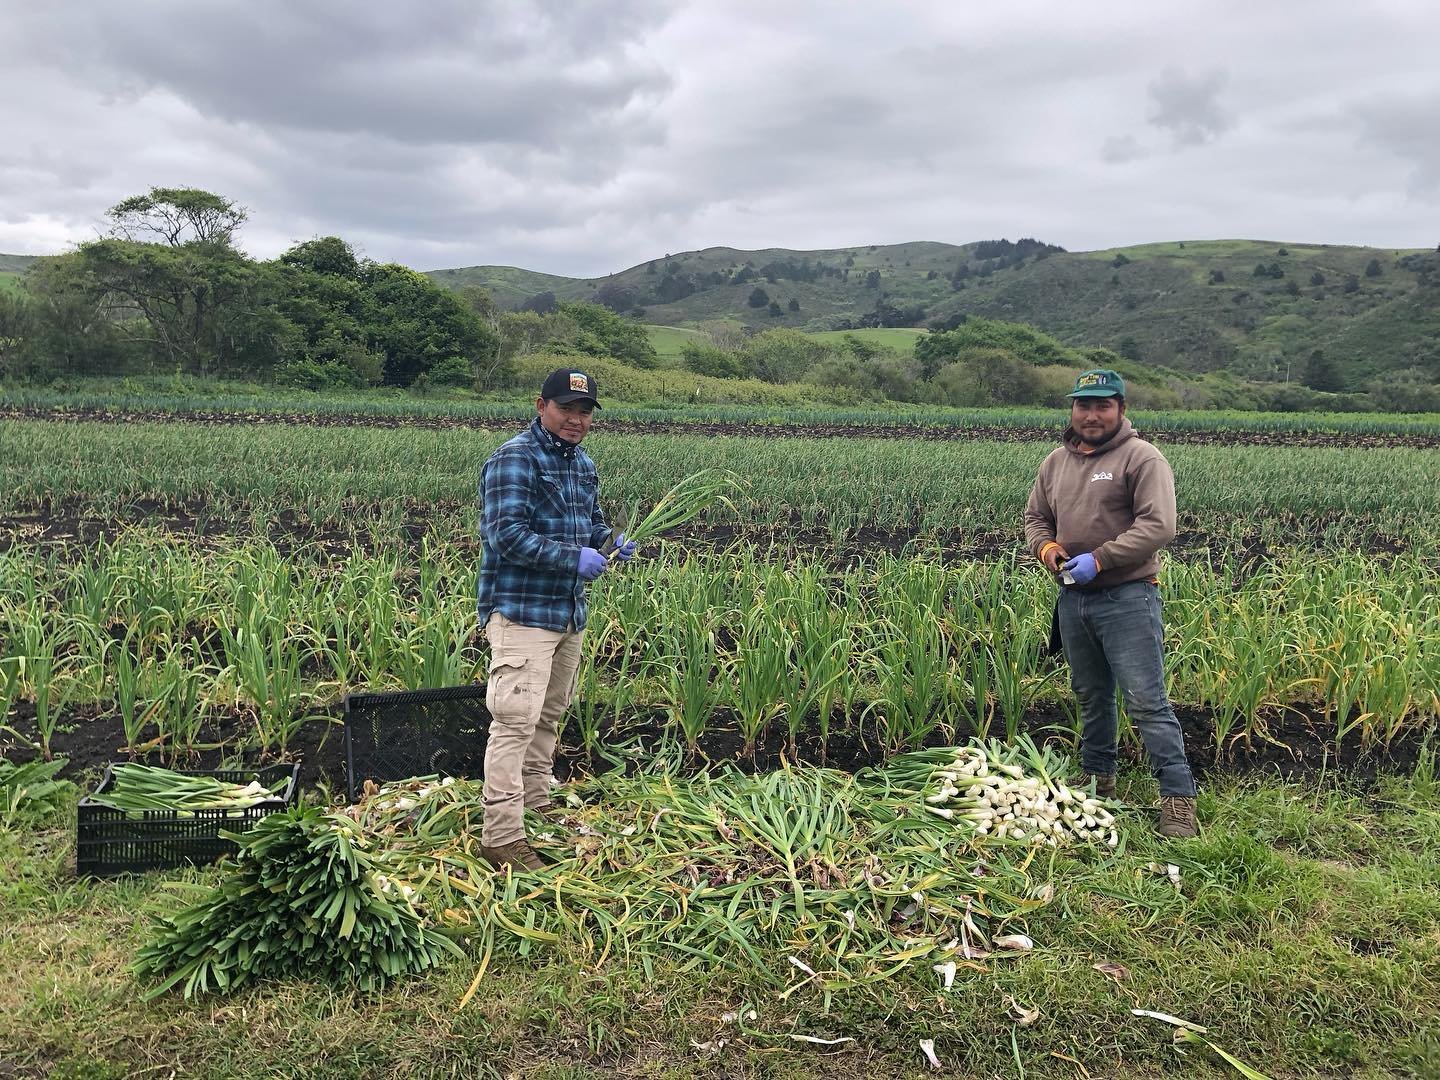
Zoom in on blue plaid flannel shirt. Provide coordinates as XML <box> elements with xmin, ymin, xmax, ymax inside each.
<box><xmin>477</xmin><ymin>418</ymin><xmax>612</xmax><ymax>632</ymax></box>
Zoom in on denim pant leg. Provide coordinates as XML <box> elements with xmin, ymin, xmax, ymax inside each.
<box><xmin>1084</xmin><ymin>582</ymin><xmax>1196</xmax><ymax>797</ymax></box>
<box><xmin>1058</xmin><ymin>588</ymin><xmax>1119</xmax><ymax>777</ymax></box>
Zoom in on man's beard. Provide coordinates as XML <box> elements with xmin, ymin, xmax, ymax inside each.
<box><xmin>1077</xmin><ymin>422</ymin><xmax>1120</xmax><ymax>446</ymax></box>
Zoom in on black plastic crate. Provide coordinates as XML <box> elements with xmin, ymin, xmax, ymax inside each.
<box><xmin>343</xmin><ymin>684</ymin><xmax>491</xmax><ymax>801</ymax></box>
<box><xmin>76</xmin><ymin>763</ymin><xmax>300</xmax><ymax>878</ymax></box>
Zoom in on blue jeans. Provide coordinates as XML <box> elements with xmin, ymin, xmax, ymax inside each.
<box><xmin>1058</xmin><ymin>580</ymin><xmax>1196</xmax><ymax>797</ymax></box>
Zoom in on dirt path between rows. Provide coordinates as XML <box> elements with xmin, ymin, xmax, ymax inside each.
<box><xmin>4</xmin><ymin>697</ymin><xmax>1426</xmax><ymax>794</ymax></box>
<box><xmin>5</xmin><ymin>405</ymin><xmax>1438</xmax><ymax>449</ymax></box>
<box><xmin>0</xmin><ymin>498</ymin><xmax>1415</xmax><ymax>564</ymax></box>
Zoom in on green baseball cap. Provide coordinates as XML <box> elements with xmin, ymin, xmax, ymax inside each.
<box><xmin>1067</xmin><ymin>368</ymin><xmax>1125</xmax><ymax>398</ymax></box>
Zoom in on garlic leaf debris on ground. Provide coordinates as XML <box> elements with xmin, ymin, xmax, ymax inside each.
<box><xmin>138</xmin><ymin>745</ymin><xmax>1096</xmax><ymax>999</ymax></box>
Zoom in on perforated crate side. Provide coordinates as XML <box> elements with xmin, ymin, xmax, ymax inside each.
<box><xmin>343</xmin><ymin>684</ymin><xmax>491</xmax><ymax>801</ymax></box>
<box><xmin>75</xmin><ymin>763</ymin><xmax>300</xmax><ymax>878</ymax></box>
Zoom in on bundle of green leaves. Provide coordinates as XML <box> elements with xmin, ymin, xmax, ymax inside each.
<box><xmin>134</xmin><ymin>804</ymin><xmax>461</xmax><ymax>998</ymax></box>
<box><xmin>606</xmin><ymin>468</ymin><xmax>741</xmax><ymax>551</ymax></box>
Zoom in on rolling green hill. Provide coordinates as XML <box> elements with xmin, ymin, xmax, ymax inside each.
<box><xmin>425</xmin><ymin>264</ymin><xmax>578</xmax><ymax>309</ymax></box>
<box><xmin>930</xmin><ymin>240</ymin><xmax>1440</xmax><ymax>387</ymax></box>
<box><xmin>430</xmin><ymin>241</ymin><xmax>972</xmax><ymax>327</ymax></box>
<box><xmin>6</xmin><ymin>237</ymin><xmax>1437</xmax><ymax>390</ymax></box>
<box><xmin>431</xmin><ymin>239</ymin><xmax>1440</xmax><ymax>389</ymax></box>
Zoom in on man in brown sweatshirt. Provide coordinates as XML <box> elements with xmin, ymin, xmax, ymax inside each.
<box><xmin>1024</xmin><ymin>369</ymin><xmax>1198</xmax><ymax>839</ymax></box>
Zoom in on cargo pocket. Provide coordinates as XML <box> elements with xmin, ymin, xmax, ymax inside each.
<box><xmin>486</xmin><ymin>652</ymin><xmax>541</xmax><ymax>724</ymax></box>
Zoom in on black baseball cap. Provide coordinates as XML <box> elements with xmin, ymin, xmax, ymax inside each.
<box><xmin>540</xmin><ymin>367</ymin><xmax>601</xmax><ymax>407</ymax></box>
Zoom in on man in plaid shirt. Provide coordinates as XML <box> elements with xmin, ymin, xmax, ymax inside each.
<box><xmin>476</xmin><ymin>367</ymin><xmax>636</xmax><ymax>872</ymax></box>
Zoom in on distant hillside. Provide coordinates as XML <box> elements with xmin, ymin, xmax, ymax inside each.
<box><xmin>430</xmin><ymin>239</ymin><xmax>1440</xmax><ymax>389</ymax></box>
<box><xmin>430</xmin><ymin>241</ymin><xmax>972</xmax><ymax>326</ymax></box>
<box><xmin>9</xmin><ymin>237</ymin><xmax>1437</xmax><ymax>390</ymax></box>
<box><xmin>929</xmin><ymin>240</ymin><xmax>1440</xmax><ymax>388</ymax></box>
<box><xmin>426</xmin><ymin>264</ymin><xmax>579</xmax><ymax>309</ymax></box>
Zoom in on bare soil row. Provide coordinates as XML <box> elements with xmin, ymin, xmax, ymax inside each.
<box><xmin>5</xmin><ymin>698</ymin><xmax>1425</xmax><ymax>795</ymax></box>
<box><xmin>6</xmin><ymin>404</ymin><xmax>1438</xmax><ymax>448</ymax></box>
<box><xmin>0</xmin><ymin>498</ymin><xmax>1414</xmax><ymax>564</ymax></box>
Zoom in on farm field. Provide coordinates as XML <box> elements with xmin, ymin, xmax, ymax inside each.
<box><xmin>4</xmin><ymin>418</ymin><xmax>1438</xmax><ymax>554</ymax></box>
<box><xmin>2</xmin><ymin>403</ymin><xmax>1439</xmax><ymax>1078</ymax></box>
<box><xmin>644</xmin><ymin>322</ymin><xmax>706</xmax><ymax>362</ymax></box>
<box><xmin>808</xmin><ymin>327</ymin><xmax>928</xmax><ymax>350</ymax></box>
<box><xmin>7</xmin><ymin>383</ymin><xmax>1440</xmax><ymax>441</ymax></box>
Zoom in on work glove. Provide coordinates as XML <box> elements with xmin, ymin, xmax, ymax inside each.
<box><xmin>611</xmin><ymin>532</ymin><xmax>638</xmax><ymax>562</ymax></box>
<box><xmin>576</xmin><ymin>547</ymin><xmax>608</xmax><ymax>580</ymax></box>
<box><xmin>1060</xmin><ymin>553</ymin><xmax>1098</xmax><ymax>586</ymax></box>
<box><xmin>1040</xmin><ymin>542</ymin><xmax>1069</xmax><ymax>573</ymax></box>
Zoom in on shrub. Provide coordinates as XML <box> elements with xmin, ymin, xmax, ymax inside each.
<box><xmin>1369</xmin><ymin>368</ymin><xmax>1440</xmax><ymax>413</ymax></box>
<box><xmin>273</xmin><ymin>358</ymin><xmax>362</xmax><ymax>391</ymax></box>
<box><xmin>509</xmin><ymin>352</ymin><xmax>862</xmax><ymax>406</ymax></box>
<box><xmin>424</xmin><ymin>356</ymin><xmax>474</xmax><ymax>387</ymax></box>
<box><xmin>680</xmin><ymin>341</ymin><xmax>749</xmax><ymax>380</ymax></box>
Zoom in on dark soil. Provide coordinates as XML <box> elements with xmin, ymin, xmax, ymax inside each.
<box><xmin>0</xmin><ymin>497</ymin><xmax>1418</xmax><ymax>565</ymax></box>
<box><xmin>4</xmin><ymin>697</ymin><xmax>1426</xmax><ymax>800</ymax></box>
<box><xmin>3</xmin><ymin>700</ymin><xmax>350</xmax><ymax>795</ymax></box>
<box><xmin>6</xmin><ymin>404</ymin><xmax>1438</xmax><ymax>449</ymax></box>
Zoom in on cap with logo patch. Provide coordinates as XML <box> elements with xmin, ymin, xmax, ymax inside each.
<box><xmin>540</xmin><ymin>367</ymin><xmax>601</xmax><ymax>407</ymax></box>
<box><xmin>1067</xmin><ymin>368</ymin><xmax>1125</xmax><ymax>399</ymax></box>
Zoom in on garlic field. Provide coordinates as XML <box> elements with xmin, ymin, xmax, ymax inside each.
<box><xmin>1</xmin><ymin>400</ymin><xmax>1438</xmax><ymax>1079</ymax></box>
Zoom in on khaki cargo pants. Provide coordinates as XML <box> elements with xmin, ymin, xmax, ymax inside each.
<box><xmin>481</xmin><ymin>612</ymin><xmax>584</xmax><ymax>846</ymax></box>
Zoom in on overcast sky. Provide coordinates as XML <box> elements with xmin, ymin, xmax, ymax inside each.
<box><xmin>1</xmin><ymin>0</ymin><xmax>1437</xmax><ymax>277</ymax></box>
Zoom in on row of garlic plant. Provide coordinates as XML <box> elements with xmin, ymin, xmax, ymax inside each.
<box><xmin>5</xmin><ymin>418</ymin><xmax>1438</xmax><ymax>545</ymax></box>
<box><xmin>8</xmin><ymin>383</ymin><xmax>1440</xmax><ymax>435</ymax></box>
<box><xmin>2</xmin><ymin>535</ymin><xmax>1436</xmax><ymax>762</ymax></box>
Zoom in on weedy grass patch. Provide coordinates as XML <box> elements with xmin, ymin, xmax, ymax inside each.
<box><xmin>2</xmin><ymin>771</ymin><xmax>1438</xmax><ymax>1078</ymax></box>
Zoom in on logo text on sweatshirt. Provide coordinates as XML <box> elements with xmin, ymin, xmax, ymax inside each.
<box><xmin>1090</xmin><ymin>471</ymin><xmax>1113</xmax><ymax>483</ymax></box>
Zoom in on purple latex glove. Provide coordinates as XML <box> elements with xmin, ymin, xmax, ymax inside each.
<box><xmin>577</xmin><ymin>547</ymin><xmax>608</xmax><ymax>580</ymax></box>
<box><xmin>1061</xmin><ymin>553</ymin><xmax>1099</xmax><ymax>586</ymax></box>
<box><xmin>612</xmin><ymin>532</ymin><xmax>638</xmax><ymax>562</ymax></box>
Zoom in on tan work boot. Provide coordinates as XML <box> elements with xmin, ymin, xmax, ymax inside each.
<box><xmin>479</xmin><ymin>838</ymin><xmax>546</xmax><ymax>872</ymax></box>
<box><xmin>1156</xmin><ymin>796</ymin><xmax>1199</xmax><ymax>839</ymax></box>
<box><xmin>1077</xmin><ymin>772</ymin><xmax>1117</xmax><ymax>799</ymax></box>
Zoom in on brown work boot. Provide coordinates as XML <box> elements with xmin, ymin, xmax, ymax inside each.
<box><xmin>479</xmin><ymin>839</ymin><xmax>546</xmax><ymax>872</ymax></box>
<box><xmin>1076</xmin><ymin>772</ymin><xmax>1117</xmax><ymax>799</ymax></box>
<box><xmin>1156</xmin><ymin>796</ymin><xmax>1199</xmax><ymax>839</ymax></box>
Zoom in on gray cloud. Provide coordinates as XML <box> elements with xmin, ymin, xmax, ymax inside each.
<box><xmin>8</xmin><ymin>2</ymin><xmax>674</xmax><ymax>150</ymax></box>
<box><xmin>1353</xmin><ymin>90</ymin><xmax>1440</xmax><ymax>199</ymax></box>
<box><xmin>0</xmin><ymin>1</ymin><xmax>1436</xmax><ymax>274</ymax></box>
<box><xmin>1100</xmin><ymin>135</ymin><xmax>1148</xmax><ymax>165</ymax></box>
<box><xmin>1146</xmin><ymin>67</ymin><xmax>1233</xmax><ymax>147</ymax></box>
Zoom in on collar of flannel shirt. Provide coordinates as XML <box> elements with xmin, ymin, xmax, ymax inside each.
<box><xmin>530</xmin><ymin>416</ymin><xmax>578</xmax><ymax>459</ymax></box>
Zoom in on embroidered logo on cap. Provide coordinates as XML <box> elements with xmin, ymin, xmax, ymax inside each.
<box><xmin>569</xmin><ymin>373</ymin><xmax>589</xmax><ymax>392</ymax></box>
<box><xmin>1077</xmin><ymin>372</ymin><xmax>1110</xmax><ymax>388</ymax></box>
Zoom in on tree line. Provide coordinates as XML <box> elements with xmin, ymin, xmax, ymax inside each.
<box><xmin>0</xmin><ymin>187</ymin><xmax>655</xmax><ymax>390</ymax></box>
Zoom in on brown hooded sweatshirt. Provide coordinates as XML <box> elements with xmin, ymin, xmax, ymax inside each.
<box><xmin>1023</xmin><ymin>417</ymin><xmax>1176</xmax><ymax>590</ymax></box>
